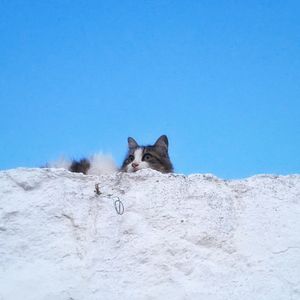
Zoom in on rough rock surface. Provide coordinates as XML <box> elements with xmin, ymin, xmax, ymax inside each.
<box><xmin>0</xmin><ymin>168</ymin><xmax>300</xmax><ymax>300</ymax></box>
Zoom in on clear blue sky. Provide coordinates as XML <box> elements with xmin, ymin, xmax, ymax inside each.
<box><xmin>1</xmin><ymin>1</ymin><xmax>299</xmax><ymax>179</ymax></box>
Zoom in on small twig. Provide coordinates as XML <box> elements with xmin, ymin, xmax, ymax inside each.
<box><xmin>94</xmin><ymin>183</ymin><xmax>101</xmax><ymax>196</ymax></box>
<box><xmin>62</xmin><ymin>213</ymin><xmax>80</xmax><ymax>228</ymax></box>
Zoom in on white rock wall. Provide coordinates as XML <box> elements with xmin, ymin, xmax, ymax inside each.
<box><xmin>0</xmin><ymin>168</ymin><xmax>300</xmax><ymax>300</ymax></box>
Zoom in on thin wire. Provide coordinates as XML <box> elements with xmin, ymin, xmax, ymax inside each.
<box><xmin>114</xmin><ymin>197</ymin><xmax>124</xmax><ymax>215</ymax></box>
<box><xmin>94</xmin><ymin>183</ymin><xmax>125</xmax><ymax>215</ymax></box>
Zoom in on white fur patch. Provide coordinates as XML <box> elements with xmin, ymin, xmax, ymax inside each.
<box><xmin>88</xmin><ymin>153</ymin><xmax>118</xmax><ymax>175</ymax></box>
<box><xmin>126</xmin><ymin>148</ymin><xmax>150</xmax><ymax>172</ymax></box>
<box><xmin>48</xmin><ymin>157</ymin><xmax>72</xmax><ymax>170</ymax></box>
<box><xmin>48</xmin><ymin>154</ymin><xmax>117</xmax><ymax>175</ymax></box>
<box><xmin>134</xmin><ymin>148</ymin><xmax>143</xmax><ymax>163</ymax></box>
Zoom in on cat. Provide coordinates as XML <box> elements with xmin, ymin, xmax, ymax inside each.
<box><xmin>49</xmin><ymin>135</ymin><xmax>173</xmax><ymax>175</ymax></box>
<box><xmin>121</xmin><ymin>135</ymin><xmax>173</xmax><ymax>173</ymax></box>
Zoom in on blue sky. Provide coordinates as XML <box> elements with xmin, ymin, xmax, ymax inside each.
<box><xmin>0</xmin><ymin>0</ymin><xmax>299</xmax><ymax>178</ymax></box>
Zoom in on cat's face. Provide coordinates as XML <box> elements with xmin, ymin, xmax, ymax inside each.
<box><xmin>121</xmin><ymin>135</ymin><xmax>173</xmax><ymax>173</ymax></box>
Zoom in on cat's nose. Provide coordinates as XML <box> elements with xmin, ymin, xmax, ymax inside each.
<box><xmin>132</xmin><ymin>163</ymin><xmax>139</xmax><ymax>168</ymax></box>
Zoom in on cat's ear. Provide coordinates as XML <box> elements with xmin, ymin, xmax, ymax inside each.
<box><xmin>154</xmin><ymin>135</ymin><xmax>169</xmax><ymax>150</ymax></box>
<box><xmin>128</xmin><ymin>137</ymin><xmax>139</xmax><ymax>149</ymax></box>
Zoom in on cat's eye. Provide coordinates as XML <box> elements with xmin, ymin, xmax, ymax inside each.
<box><xmin>143</xmin><ymin>153</ymin><xmax>152</xmax><ymax>161</ymax></box>
<box><xmin>128</xmin><ymin>155</ymin><xmax>134</xmax><ymax>162</ymax></box>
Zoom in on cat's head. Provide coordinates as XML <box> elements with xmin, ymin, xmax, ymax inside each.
<box><xmin>121</xmin><ymin>135</ymin><xmax>173</xmax><ymax>173</ymax></box>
